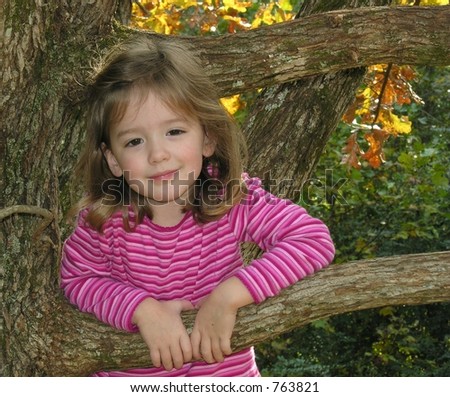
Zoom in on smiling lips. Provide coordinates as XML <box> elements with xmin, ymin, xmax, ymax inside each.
<box><xmin>149</xmin><ymin>170</ymin><xmax>177</xmax><ymax>181</ymax></box>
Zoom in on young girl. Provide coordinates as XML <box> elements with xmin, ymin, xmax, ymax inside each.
<box><xmin>60</xmin><ymin>36</ymin><xmax>335</xmax><ymax>377</ymax></box>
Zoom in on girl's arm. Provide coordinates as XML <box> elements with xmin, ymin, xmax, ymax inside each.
<box><xmin>132</xmin><ymin>298</ymin><xmax>193</xmax><ymax>370</ymax></box>
<box><xmin>190</xmin><ymin>277</ymin><xmax>253</xmax><ymax>363</ymax></box>
<box><xmin>231</xmin><ymin>175</ymin><xmax>335</xmax><ymax>304</ymax></box>
<box><xmin>61</xmin><ymin>216</ymin><xmax>194</xmax><ymax>370</ymax></box>
<box><xmin>61</xmin><ymin>220</ymin><xmax>152</xmax><ymax>332</ymax></box>
<box><xmin>191</xmin><ymin>175</ymin><xmax>335</xmax><ymax>362</ymax></box>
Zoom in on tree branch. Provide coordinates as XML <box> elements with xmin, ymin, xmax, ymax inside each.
<box><xmin>124</xmin><ymin>5</ymin><xmax>450</xmax><ymax>96</ymax></box>
<box><xmin>51</xmin><ymin>251</ymin><xmax>450</xmax><ymax>376</ymax></box>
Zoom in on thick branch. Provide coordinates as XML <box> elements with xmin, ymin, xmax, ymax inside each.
<box><xmin>164</xmin><ymin>6</ymin><xmax>449</xmax><ymax>95</ymax></box>
<box><xmin>50</xmin><ymin>251</ymin><xmax>450</xmax><ymax>376</ymax></box>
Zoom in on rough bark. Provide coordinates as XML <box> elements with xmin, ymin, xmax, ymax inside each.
<box><xmin>1</xmin><ymin>0</ymin><xmax>449</xmax><ymax>376</ymax></box>
<box><xmin>1</xmin><ymin>0</ymin><xmax>120</xmax><ymax>377</ymax></box>
<box><xmin>241</xmin><ymin>0</ymin><xmax>384</xmax><ymax>262</ymax></box>
<box><xmin>41</xmin><ymin>251</ymin><xmax>450</xmax><ymax>376</ymax></box>
<box><xmin>189</xmin><ymin>5</ymin><xmax>450</xmax><ymax>95</ymax></box>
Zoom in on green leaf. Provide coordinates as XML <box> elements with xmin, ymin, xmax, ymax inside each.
<box><xmin>431</xmin><ymin>172</ymin><xmax>449</xmax><ymax>187</ymax></box>
<box><xmin>379</xmin><ymin>307</ymin><xmax>395</xmax><ymax>317</ymax></box>
<box><xmin>398</xmin><ymin>152</ymin><xmax>414</xmax><ymax>170</ymax></box>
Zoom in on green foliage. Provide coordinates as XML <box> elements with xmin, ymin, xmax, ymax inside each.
<box><xmin>257</xmin><ymin>304</ymin><xmax>450</xmax><ymax>376</ymax></box>
<box><xmin>260</xmin><ymin>356</ymin><xmax>332</xmax><ymax>377</ymax></box>
<box><xmin>256</xmin><ymin>66</ymin><xmax>450</xmax><ymax>376</ymax></box>
<box><xmin>303</xmin><ymin>66</ymin><xmax>450</xmax><ymax>260</ymax></box>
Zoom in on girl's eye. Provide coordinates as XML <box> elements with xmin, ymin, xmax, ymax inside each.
<box><xmin>126</xmin><ymin>138</ymin><xmax>143</xmax><ymax>147</ymax></box>
<box><xmin>167</xmin><ymin>129</ymin><xmax>185</xmax><ymax>136</ymax></box>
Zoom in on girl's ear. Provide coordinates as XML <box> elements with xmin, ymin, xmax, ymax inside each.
<box><xmin>202</xmin><ymin>132</ymin><xmax>216</xmax><ymax>158</ymax></box>
<box><xmin>101</xmin><ymin>143</ymin><xmax>123</xmax><ymax>178</ymax></box>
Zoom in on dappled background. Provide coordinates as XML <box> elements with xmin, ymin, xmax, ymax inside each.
<box><xmin>131</xmin><ymin>0</ymin><xmax>449</xmax><ymax>376</ymax></box>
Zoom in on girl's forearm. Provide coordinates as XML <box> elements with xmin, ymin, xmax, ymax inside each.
<box><xmin>210</xmin><ymin>276</ymin><xmax>254</xmax><ymax>311</ymax></box>
<box><xmin>131</xmin><ymin>297</ymin><xmax>160</xmax><ymax>326</ymax></box>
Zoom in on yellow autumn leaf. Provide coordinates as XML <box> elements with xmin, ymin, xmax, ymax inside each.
<box><xmin>220</xmin><ymin>95</ymin><xmax>241</xmax><ymax>115</ymax></box>
<box><xmin>251</xmin><ymin>16</ymin><xmax>262</xmax><ymax>29</ymax></box>
<box><xmin>222</xmin><ymin>15</ymin><xmax>246</xmax><ymax>24</ymax></box>
<box><xmin>132</xmin><ymin>2</ymin><xmax>142</xmax><ymax>14</ymax></box>
<box><xmin>355</xmin><ymin>87</ymin><xmax>372</xmax><ymax>117</ymax></box>
<box><xmin>262</xmin><ymin>7</ymin><xmax>275</xmax><ymax>24</ymax></box>
<box><xmin>275</xmin><ymin>7</ymin><xmax>292</xmax><ymax>23</ymax></box>
<box><xmin>154</xmin><ymin>14</ymin><xmax>171</xmax><ymax>34</ymax></box>
<box><xmin>170</xmin><ymin>0</ymin><xmax>198</xmax><ymax>7</ymax></box>
<box><xmin>223</xmin><ymin>0</ymin><xmax>249</xmax><ymax>13</ymax></box>
<box><xmin>279</xmin><ymin>0</ymin><xmax>293</xmax><ymax>12</ymax></box>
<box><xmin>423</xmin><ymin>0</ymin><xmax>449</xmax><ymax>5</ymax></box>
<box><xmin>381</xmin><ymin>110</ymin><xmax>412</xmax><ymax>135</ymax></box>
<box><xmin>133</xmin><ymin>16</ymin><xmax>148</xmax><ymax>29</ymax></box>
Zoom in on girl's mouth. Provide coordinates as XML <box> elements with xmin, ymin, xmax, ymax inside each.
<box><xmin>149</xmin><ymin>170</ymin><xmax>177</xmax><ymax>181</ymax></box>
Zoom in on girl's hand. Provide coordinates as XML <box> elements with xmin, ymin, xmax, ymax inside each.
<box><xmin>190</xmin><ymin>293</ymin><xmax>236</xmax><ymax>364</ymax></box>
<box><xmin>190</xmin><ymin>277</ymin><xmax>254</xmax><ymax>363</ymax></box>
<box><xmin>132</xmin><ymin>298</ymin><xmax>194</xmax><ymax>371</ymax></box>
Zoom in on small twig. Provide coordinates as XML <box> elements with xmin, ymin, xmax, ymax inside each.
<box><xmin>372</xmin><ymin>62</ymin><xmax>393</xmax><ymax>129</ymax></box>
<box><xmin>0</xmin><ymin>205</ymin><xmax>54</xmax><ymax>239</ymax></box>
<box><xmin>0</xmin><ymin>205</ymin><xmax>53</xmax><ymax>221</ymax></box>
<box><xmin>133</xmin><ymin>0</ymin><xmax>150</xmax><ymax>17</ymax></box>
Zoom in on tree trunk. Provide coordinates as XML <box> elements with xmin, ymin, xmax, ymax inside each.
<box><xmin>1</xmin><ymin>0</ymin><xmax>120</xmax><ymax>377</ymax></box>
<box><xmin>1</xmin><ymin>0</ymin><xmax>449</xmax><ymax>376</ymax></box>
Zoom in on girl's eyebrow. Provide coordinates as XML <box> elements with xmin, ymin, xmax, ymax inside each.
<box><xmin>164</xmin><ymin>117</ymin><xmax>190</xmax><ymax>126</ymax></box>
<box><xmin>115</xmin><ymin>127</ymin><xmax>142</xmax><ymax>139</ymax></box>
<box><xmin>115</xmin><ymin>118</ymin><xmax>191</xmax><ymax>138</ymax></box>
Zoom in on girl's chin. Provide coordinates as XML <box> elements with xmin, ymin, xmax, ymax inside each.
<box><xmin>146</xmin><ymin>193</ymin><xmax>192</xmax><ymax>206</ymax></box>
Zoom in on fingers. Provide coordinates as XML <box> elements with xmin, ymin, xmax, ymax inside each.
<box><xmin>150</xmin><ymin>348</ymin><xmax>162</xmax><ymax>369</ymax></box>
<box><xmin>211</xmin><ymin>339</ymin><xmax>225</xmax><ymax>363</ymax></box>
<box><xmin>200</xmin><ymin>336</ymin><xmax>215</xmax><ymax>364</ymax></box>
<box><xmin>208</xmin><ymin>337</ymin><xmax>232</xmax><ymax>363</ymax></box>
<box><xmin>220</xmin><ymin>338</ymin><xmax>233</xmax><ymax>357</ymax></box>
<box><xmin>180</xmin><ymin>332</ymin><xmax>193</xmax><ymax>364</ymax></box>
<box><xmin>138</xmin><ymin>299</ymin><xmax>195</xmax><ymax>371</ymax></box>
<box><xmin>169</xmin><ymin>344</ymin><xmax>184</xmax><ymax>370</ymax></box>
<box><xmin>191</xmin><ymin>330</ymin><xmax>230</xmax><ymax>364</ymax></box>
<box><xmin>191</xmin><ymin>329</ymin><xmax>201</xmax><ymax>361</ymax></box>
<box><xmin>179</xmin><ymin>299</ymin><xmax>195</xmax><ymax>312</ymax></box>
<box><xmin>150</xmin><ymin>334</ymin><xmax>193</xmax><ymax>371</ymax></box>
<box><xmin>159</xmin><ymin>347</ymin><xmax>174</xmax><ymax>371</ymax></box>
<box><xmin>193</xmin><ymin>333</ymin><xmax>218</xmax><ymax>364</ymax></box>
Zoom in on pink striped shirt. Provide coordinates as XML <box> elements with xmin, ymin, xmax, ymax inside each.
<box><xmin>60</xmin><ymin>175</ymin><xmax>335</xmax><ymax>376</ymax></box>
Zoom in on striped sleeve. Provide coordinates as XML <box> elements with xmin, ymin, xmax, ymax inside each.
<box><xmin>230</xmin><ymin>175</ymin><xmax>335</xmax><ymax>303</ymax></box>
<box><xmin>60</xmin><ymin>213</ymin><xmax>152</xmax><ymax>332</ymax></box>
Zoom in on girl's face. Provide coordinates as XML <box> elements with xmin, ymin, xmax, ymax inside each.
<box><xmin>104</xmin><ymin>91</ymin><xmax>215</xmax><ymax>207</ymax></box>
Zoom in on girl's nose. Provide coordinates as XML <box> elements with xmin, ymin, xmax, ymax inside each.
<box><xmin>147</xmin><ymin>140</ymin><xmax>170</xmax><ymax>164</ymax></box>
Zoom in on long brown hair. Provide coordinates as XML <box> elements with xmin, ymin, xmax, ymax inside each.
<box><xmin>71</xmin><ymin>36</ymin><xmax>247</xmax><ymax>231</ymax></box>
